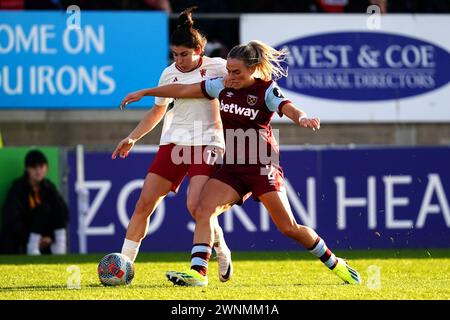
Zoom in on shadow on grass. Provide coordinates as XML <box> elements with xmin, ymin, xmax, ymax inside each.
<box><xmin>0</xmin><ymin>283</ymin><xmax>169</xmax><ymax>292</ymax></box>
<box><xmin>0</xmin><ymin>284</ymin><xmax>68</xmax><ymax>292</ymax></box>
<box><xmin>0</xmin><ymin>249</ymin><xmax>449</xmax><ymax>265</ymax></box>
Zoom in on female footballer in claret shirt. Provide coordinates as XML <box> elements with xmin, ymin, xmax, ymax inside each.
<box><xmin>121</xmin><ymin>40</ymin><xmax>362</xmax><ymax>287</ymax></box>
<box><xmin>113</xmin><ymin>7</ymin><xmax>233</xmax><ymax>283</ymax></box>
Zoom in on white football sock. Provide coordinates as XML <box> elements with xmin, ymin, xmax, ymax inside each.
<box><xmin>51</xmin><ymin>228</ymin><xmax>67</xmax><ymax>254</ymax></box>
<box><xmin>27</xmin><ymin>233</ymin><xmax>41</xmax><ymax>255</ymax></box>
<box><xmin>121</xmin><ymin>238</ymin><xmax>141</xmax><ymax>262</ymax></box>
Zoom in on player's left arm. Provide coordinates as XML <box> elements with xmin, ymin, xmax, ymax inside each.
<box><xmin>265</xmin><ymin>83</ymin><xmax>320</xmax><ymax>130</ymax></box>
<box><xmin>281</xmin><ymin>103</ymin><xmax>320</xmax><ymax>130</ymax></box>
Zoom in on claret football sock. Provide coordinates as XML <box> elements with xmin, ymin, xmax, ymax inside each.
<box><xmin>190</xmin><ymin>244</ymin><xmax>212</xmax><ymax>276</ymax></box>
<box><xmin>308</xmin><ymin>237</ymin><xmax>338</xmax><ymax>269</ymax></box>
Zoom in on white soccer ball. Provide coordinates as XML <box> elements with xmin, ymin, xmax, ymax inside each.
<box><xmin>98</xmin><ymin>253</ymin><xmax>135</xmax><ymax>286</ymax></box>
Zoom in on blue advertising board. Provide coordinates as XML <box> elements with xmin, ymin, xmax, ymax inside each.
<box><xmin>0</xmin><ymin>11</ymin><xmax>167</xmax><ymax>108</ymax></box>
<box><xmin>67</xmin><ymin>146</ymin><xmax>450</xmax><ymax>253</ymax></box>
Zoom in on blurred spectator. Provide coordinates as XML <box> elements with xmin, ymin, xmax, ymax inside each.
<box><xmin>0</xmin><ymin>0</ymin><xmax>24</xmax><ymax>9</ymax></box>
<box><xmin>390</xmin><ymin>0</ymin><xmax>450</xmax><ymax>13</ymax></box>
<box><xmin>142</xmin><ymin>0</ymin><xmax>172</xmax><ymax>13</ymax></box>
<box><xmin>204</xmin><ymin>39</ymin><xmax>228</xmax><ymax>59</ymax></box>
<box><xmin>2</xmin><ymin>0</ymin><xmax>448</xmax><ymax>12</ymax></box>
<box><xmin>25</xmin><ymin>0</ymin><xmax>62</xmax><ymax>9</ymax></box>
<box><xmin>345</xmin><ymin>0</ymin><xmax>387</xmax><ymax>13</ymax></box>
<box><xmin>121</xmin><ymin>0</ymin><xmax>172</xmax><ymax>12</ymax></box>
<box><xmin>346</xmin><ymin>0</ymin><xmax>450</xmax><ymax>13</ymax></box>
<box><xmin>171</xmin><ymin>0</ymin><xmax>229</xmax><ymax>13</ymax></box>
<box><xmin>315</xmin><ymin>0</ymin><xmax>349</xmax><ymax>13</ymax></box>
<box><xmin>0</xmin><ymin>150</ymin><xmax>69</xmax><ymax>255</ymax></box>
<box><xmin>58</xmin><ymin>0</ymin><xmax>123</xmax><ymax>10</ymax></box>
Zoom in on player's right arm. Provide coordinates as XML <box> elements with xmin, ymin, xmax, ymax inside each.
<box><xmin>120</xmin><ymin>83</ymin><xmax>203</xmax><ymax>108</ymax></box>
<box><xmin>113</xmin><ymin>77</ymin><xmax>224</xmax><ymax>159</ymax></box>
<box><xmin>114</xmin><ymin>67</ymin><xmax>174</xmax><ymax>160</ymax></box>
<box><xmin>112</xmin><ymin>103</ymin><xmax>167</xmax><ymax>159</ymax></box>
<box><xmin>120</xmin><ymin>77</ymin><xmax>225</xmax><ymax>109</ymax></box>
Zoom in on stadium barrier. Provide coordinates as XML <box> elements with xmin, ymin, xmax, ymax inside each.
<box><xmin>68</xmin><ymin>145</ymin><xmax>450</xmax><ymax>253</ymax></box>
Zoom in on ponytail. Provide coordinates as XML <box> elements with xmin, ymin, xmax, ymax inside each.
<box><xmin>177</xmin><ymin>6</ymin><xmax>195</xmax><ymax>29</ymax></box>
<box><xmin>170</xmin><ymin>7</ymin><xmax>207</xmax><ymax>53</ymax></box>
<box><xmin>227</xmin><ymin>40</ymin><xmax>288</xmax><ymax>81</ymax></box>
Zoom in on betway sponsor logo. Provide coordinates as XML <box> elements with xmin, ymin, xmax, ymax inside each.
<box><xmin>220</xmin><ymin>100</ymin><xmax>259</xmax><ymax>120</ymax></box>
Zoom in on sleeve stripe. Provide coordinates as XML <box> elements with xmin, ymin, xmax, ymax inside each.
<box><xmin>201</xmin><ymin>80</ymin><xmax>215</xmax><ymax>100</ymax></box>
<box><xmin>278</xmin><ymin>100</ymin><xmax>292</xmax><ymax>114</ymax></box>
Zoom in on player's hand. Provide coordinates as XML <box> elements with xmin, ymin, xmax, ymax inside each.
<box><xmin>120</xmin><ymin>90</ymin><xmax>145</xmax><ymax>110</ymax></box>
<box><xmin>299</xmin><ymin>117</ymin><xmax>320</xmax><ymax>131</ymax></box>
<box><xmin>39</xmin><ymin>236</ymin><xmax>52</xmax><ymax>249</ymax></box>
<box><xmin>223</xmin><ymin>75</ymin><xmax>233</xmax><ymax>88</ymax></box>
<box><xmin>112</xmin><ymin>137</ymin><xmax>136</xmax><ymax>159</ymax></box>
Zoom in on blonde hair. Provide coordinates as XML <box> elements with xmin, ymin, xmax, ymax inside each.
<box><xmin>227</xmin><ymin>40</ymin><xmax>288</xmax><ymax>81</ymax></box>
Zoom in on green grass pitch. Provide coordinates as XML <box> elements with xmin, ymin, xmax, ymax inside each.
<box><xmin>1</xmin><ymin>249</ymin><xmax>449</xmax><ymax>300</ymax></box>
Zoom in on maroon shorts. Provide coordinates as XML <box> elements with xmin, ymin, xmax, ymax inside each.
<box><xmin>212</xmin><ymin>164</ymin><xmax>284</xmax><ymax>202</ymax></box>
<box><xmin>148</xmin><ymin>144</ymin><xmax>222</xmax><ymax>193</ymax></box>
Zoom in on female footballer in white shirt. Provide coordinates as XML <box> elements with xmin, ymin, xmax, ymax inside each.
<box><xmin>112</xmin><ymin>7</ymin><xmax>233</xmax><ymax>282</ymax></box>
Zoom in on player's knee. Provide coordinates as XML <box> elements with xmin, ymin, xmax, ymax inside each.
<box><xmin>186</xmin><ymin>199</ymin><xmax>199</xmax><ymax>219</ymax></box>
<box><xmin>194</xmin><ymin>204</ymin><xmax>214</xmax><ymax>224</ymax></box>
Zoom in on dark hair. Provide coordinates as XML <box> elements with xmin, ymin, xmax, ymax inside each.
<box><xmin>170</xmin><ymin>7</ymin><xmax>207</xmax><ymax>54</ymax></box>
<box><xmin>25</xmin><ymin>149</ymin><xmax>48</xmax><ymax>168</ymax></box>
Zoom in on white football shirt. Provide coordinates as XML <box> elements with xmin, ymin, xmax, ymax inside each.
<box><xmin>156</xmin><ymin>56</ymin><xmax>227</xmax><ymax>149</ymax></box>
